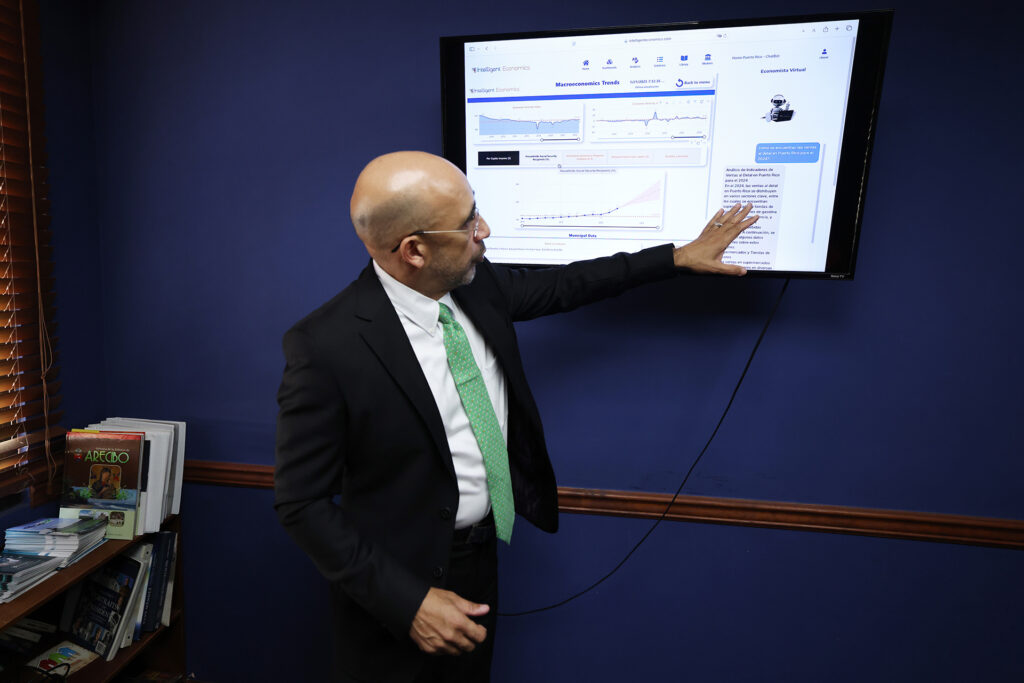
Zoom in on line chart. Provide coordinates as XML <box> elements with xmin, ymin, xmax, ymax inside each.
<box><xmin>518</xmin><ymin>173</ymin><xmax>665</xmax><ymax>230</ymax></box>
<box><xmin>593</xmin><ymin>110</ymin><xmax>707</xmax><ymax>128</ymax></box>
<box><xmin>589</xmin><ymin>98</ymin><xmax>713</xmax><ymax>143</ymax></box>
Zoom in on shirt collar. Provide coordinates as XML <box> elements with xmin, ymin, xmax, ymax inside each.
<box><xmin>373</xmin><ymin>261</ymin><xmax>456</xmax><ymax>337</ymax></box>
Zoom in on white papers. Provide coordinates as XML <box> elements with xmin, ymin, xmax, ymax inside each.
<box><xmin>110</xmin><ymin>418</ymin><xmax>186</xmax><ymax>515</ymax></box>
<box><xmin>90</xmin><ymin>421</ymin><xmax>174</xmax><ymax>533</ymax></box>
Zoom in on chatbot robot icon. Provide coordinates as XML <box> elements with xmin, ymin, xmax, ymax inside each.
<box><xmin>765</xmin><ymin>94</ymin><xmax>794</xmax><ymax>122</ymax></box>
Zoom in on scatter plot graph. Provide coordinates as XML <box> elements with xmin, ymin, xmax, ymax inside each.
<box><xmin>517</xmin><ymin>172</ymin><xmax>666</xmax><ymax>230</ymax></box>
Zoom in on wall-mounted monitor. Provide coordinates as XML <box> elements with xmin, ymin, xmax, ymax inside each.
<box><xmin>440</xmin><ymin>10</ymin><xmax>893</xmax><ymax>279</ymax></box>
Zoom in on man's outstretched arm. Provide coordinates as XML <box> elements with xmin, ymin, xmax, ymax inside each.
<box><xmin>491</xmin><ymin>202</ymin><xmax>760</xmax><ymax>322</ymax></box>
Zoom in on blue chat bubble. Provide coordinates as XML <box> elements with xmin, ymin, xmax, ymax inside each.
<box><xmin>755</xmin><ymin>142</ymin><xmax>820</xmax><ymax>163</ymax></box>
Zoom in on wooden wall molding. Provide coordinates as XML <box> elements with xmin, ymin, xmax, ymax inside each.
<box><xmin>183</xmin><ymin>459</ymin><xmax>1024</xmax><ymax>549</ymax></box>
<box><xmin>557</xmin><ymin>487</ymin><xmax>1024</xmax><ymax>549</ymax></box>
<box><xmin>184</xmin><ymin>459</ymin><xmax>273</xmax><ymax>489</ymax></box>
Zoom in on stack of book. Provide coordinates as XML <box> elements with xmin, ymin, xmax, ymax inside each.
<box><xmin>3</xmin><ymin>517</ymin><xmax>109</xmax><ymax>568</ymax></box>
<box><xmin>0</xmin><ymin>517</ymin><xmax>109</xmax><ymax>603</ymax></box>
<box><xmin>59</xmin><ymin>550</ymin><xmax>145</xmax><ymax>661</ymax></box>
<box><xmin>60</xmin><ymin>419</ymin><xmax>186</xmax><ymax>540</ymax></box>
<box><xmin>0</xmin><ymin>555</ymin><xmax>62</xmax><ymax>604</ymax></box>
<box><xmin>59</xmin><ymin>530</ymin><xmax>178</xmax><ymax>662</ymax></box>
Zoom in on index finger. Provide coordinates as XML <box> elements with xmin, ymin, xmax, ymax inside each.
<box><xmin>719</xmin><ymin>202</ymin><xmax>744</xmax><ymax>222</ymax></box>
<box><xmin>465</xmin><ymin>620</ymin><xmax>487</xmax><ymax>644</ymax></box>
<box><xmin>452</xmin><ymin>632</ymin><xmax>478</xmax><ymax>653</ymax></box>
<box><xmin>722</xmin><ymin>204</ymin><xmax>754</xmax><ymax>231</ymax></box>
<box><xmin>727</xmin><ymin>213</ymin><xmax>758</xmax><ymax>233</ymax></box>
<box><xmin>729</xmin><ymin>202</ymin><xmax>754</xmax><ymax>222</ymax></box>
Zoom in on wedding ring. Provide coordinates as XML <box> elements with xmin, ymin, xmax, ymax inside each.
<box><xmin>713</xmin><ymin>222</ymin><xmax>724</xmax><ymax>227</ymax></box>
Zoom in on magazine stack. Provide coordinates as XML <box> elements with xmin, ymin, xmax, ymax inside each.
<box><xmin>0</xmin><ymin>517</ymin><xmax>109</xmax><ymax>603</ymax></box>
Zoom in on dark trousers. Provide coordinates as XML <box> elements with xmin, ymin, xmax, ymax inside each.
<box><xmin>414</xmin><ymin>516</ymin><xmax>498</xmax><ymax>683</ymax></box>
<box><xmin>335</xmin><ymin>518</ymin><xmax>498</xmax><ymax>683</ymax></box>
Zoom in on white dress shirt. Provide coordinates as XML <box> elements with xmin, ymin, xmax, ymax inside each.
<box><xmin>373</xmin><ymin>261</ymin><xmax>508</xmax><ymax>529</ymax></box>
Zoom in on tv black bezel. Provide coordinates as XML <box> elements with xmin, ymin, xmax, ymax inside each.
<box><xmin>440</xmin><ymin>9</ymin><xmax>894</xmax><ymax>280</ymax></box>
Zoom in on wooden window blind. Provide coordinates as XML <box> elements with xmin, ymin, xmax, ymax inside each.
<box><xmin>0</xmin><ymin>0</ymin><xmax>62</xmax><ymax>496</ymax></box>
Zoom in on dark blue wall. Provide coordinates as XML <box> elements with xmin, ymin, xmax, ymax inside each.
<box><xmin>35</xmin><ymin>0</ymin><xmax>1024</xmax><ymax>680</ymax></box>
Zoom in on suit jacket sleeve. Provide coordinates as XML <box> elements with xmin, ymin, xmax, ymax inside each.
<box><xmin>490</xmin><ymin>243</ymin><xmax>678</xmax><ymax>321</ymax></box>
<box><xmin>274</xmin><ymin>326</ymin><xmax>429</xmax><ymax>640</ymax></box>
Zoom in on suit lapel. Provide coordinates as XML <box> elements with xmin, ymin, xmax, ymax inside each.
<box><xmin>353</xmin><ymin>264</ymin><xmax>454</xmax><ymax>478</ymax></box>
<box><xmin>453</xmin><ymin>283</ymin><xmax>519</xmax><ymax>378</ymax></box>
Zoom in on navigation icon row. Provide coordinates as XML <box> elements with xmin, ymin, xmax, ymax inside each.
<box><xmin>581</xmin><ymin>54</ymin><xmax>713</xmax><ymax>67</ymax></box>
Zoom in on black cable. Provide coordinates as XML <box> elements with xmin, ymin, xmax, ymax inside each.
<box><xmin>500</xmin><ymin>277</ymin><xmax>791</xmax><ymax>617</ymax></box>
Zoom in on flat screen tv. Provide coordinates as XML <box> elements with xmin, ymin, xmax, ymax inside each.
<box><xmin>440</xmin><ymin>10</ymin><xmax>893</xmax><ymax>278</ymax></box>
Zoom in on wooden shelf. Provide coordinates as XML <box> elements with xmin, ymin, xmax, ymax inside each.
<box><xmin>0</xmin><ymin>516</ymin><xmax>185</xmax><ymax>682</ymax></box>
<box><xmin>69</xmin><ymin>608</ymin><xmax>183</xmax><ymax>683</ymax></box>
<box><xmin>0</xmin><ymin>536</ymin><xmax>149</xmax><ymax>628</ymax></box>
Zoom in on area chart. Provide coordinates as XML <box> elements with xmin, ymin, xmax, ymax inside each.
<box><xmin>479</xmin><ymin>115</ymin><xmax>581</xmax><ymax>136</ymax></box>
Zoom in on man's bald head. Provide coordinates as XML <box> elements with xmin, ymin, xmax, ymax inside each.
<box><xmin>350</xmin><ymin>151</ymin><xmax>469</xmax><ymax>254</ymax></box>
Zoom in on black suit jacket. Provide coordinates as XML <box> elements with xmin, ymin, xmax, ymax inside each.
<box><xmin>274</xmin><ymin>245</ymin><xmax>676</xmax><ymax>682</ymax></box>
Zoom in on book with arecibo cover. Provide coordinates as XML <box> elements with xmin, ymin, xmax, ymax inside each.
<box><xmin>60</xmin><ymin>430</ymin><xmax>145</xmax><ymax>540</ymax></box>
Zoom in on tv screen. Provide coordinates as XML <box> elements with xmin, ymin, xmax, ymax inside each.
<box><xmin>440</xmin><ymin>10</ymin><xmax>893</xmax><ymax>278</ymax></box>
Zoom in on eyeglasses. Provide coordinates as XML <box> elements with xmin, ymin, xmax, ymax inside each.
<box><xmin>390</xmin><ymin>206</ymin><xmax>480</xmax><ymax>253</ymax></box>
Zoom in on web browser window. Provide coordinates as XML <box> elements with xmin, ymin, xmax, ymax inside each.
<box><xmin>461</xmin><ymin>20</ymin><xmax>860</xmax><ymax>272</ymax></box>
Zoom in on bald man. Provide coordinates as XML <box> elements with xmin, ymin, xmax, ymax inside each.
<box><xmin>275</xmin><ymin>151</ymin><xmax>757</xmax><ymax>682</ymax></box>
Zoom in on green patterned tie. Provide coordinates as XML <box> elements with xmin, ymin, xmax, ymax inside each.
<box><xmin>438</xmin><ymin>303</ymin><xmax>515</xmax><ymax>543</ymax></box>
